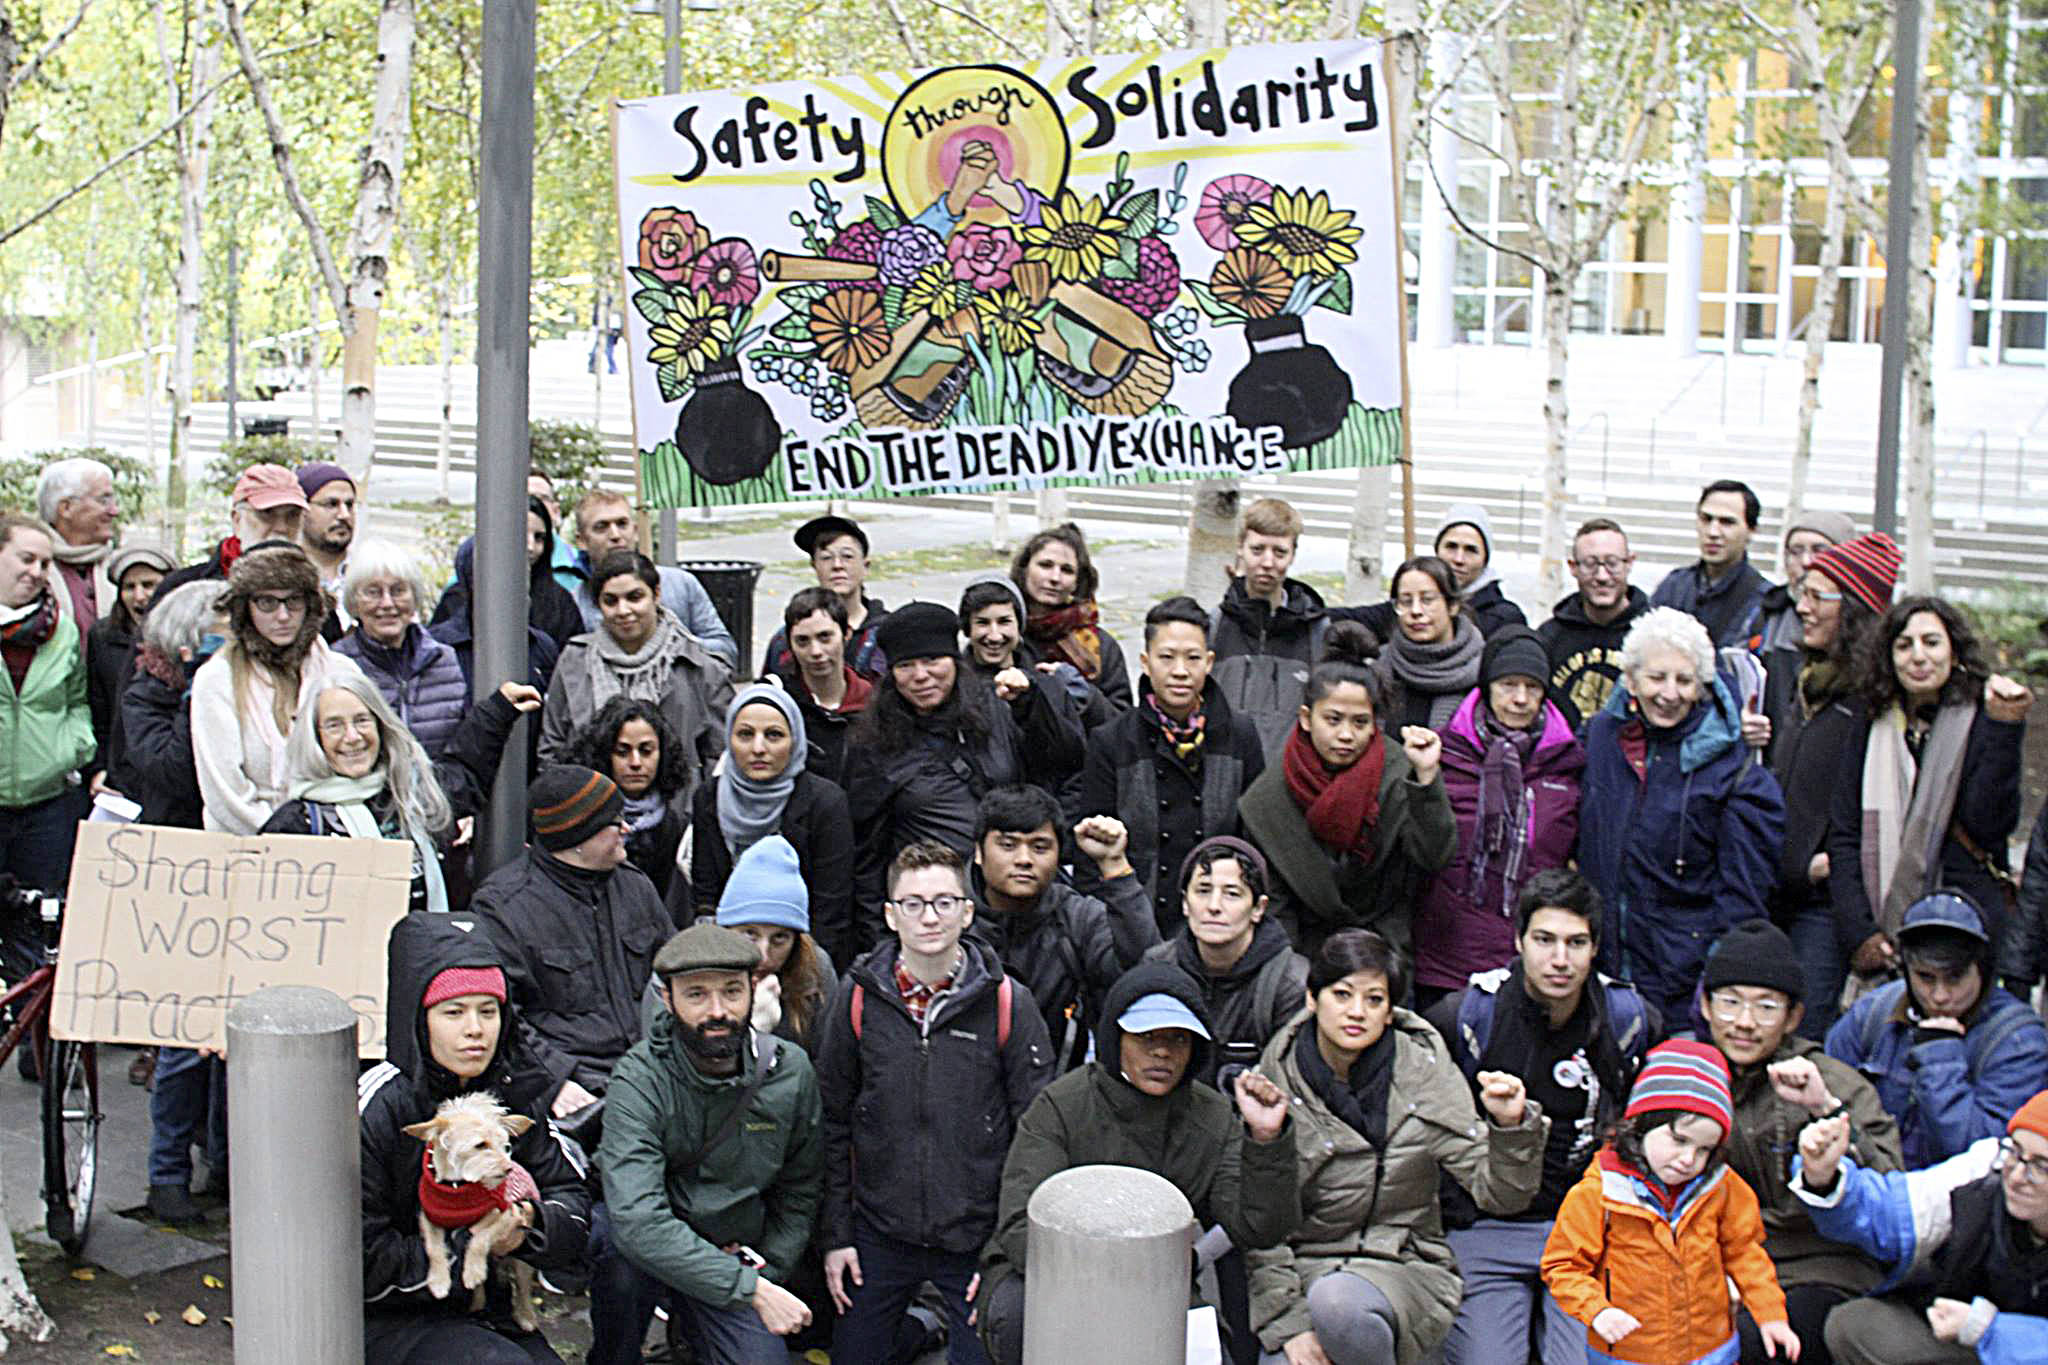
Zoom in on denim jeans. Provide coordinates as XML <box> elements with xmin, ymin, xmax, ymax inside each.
<box><xmin>0</xmin><ymin>791</ymin><xmax>81</xmax><ymax>896</ymax></box>
<box><xmin>1785</xmin><ymin>899</ymin><xmax>1848</xmax><ymax>1041</ymax></box>
<box><xmin>831</xmin><ymin>1219</ymin><xmax>987</xmax><ymax>1365</ymax></box>
<box><xmin>148</xmin><ymin>1047</ymin><xmax>227</xmax><ymax>1187</ymax></box>
<box><xmin>1443</xmin><ymin>1219</ymin><xmax>1585</xmax><ymax>1365</ymax></box>
<box><xmin>586</xmin><ymin>1202</ymin><xmax>791</xmax><ymax>1365</ymax></box>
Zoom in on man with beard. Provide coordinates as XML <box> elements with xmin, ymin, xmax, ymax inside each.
<box><xmin>295</xmin><ymin>462</ymin><xmax>357</xmax><ymax>627</ymax></box>
<box><xmin>1428</xmin><ymin>868</ymin><xmax>1656</xmax><ymax>1365</ymax></box>
<box><xmin>1696</xmin><ymin>919</ymin><xmax>1901</xmax><ymax>1365</ymax></box>
<box><xmin>592</xmin><ymin>921</ymin><xmax>823</xmax><ymax>1365</ymax></box>
<box><xmin>1537</xmin><ymin>518</ymin><xmax>1650</xmax><ymax>731</ymax></box>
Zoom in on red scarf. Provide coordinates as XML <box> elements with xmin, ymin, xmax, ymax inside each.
<box><xmin>1024</xmin><ymin>600</ymin><xmax>1103</xmax><ymax>680</ymax></box>
<box><xmin>837</xmin><ymin>668</ymin><xmax>874</xmax><ymax>714</ymax></box>
<box><xmin>416</xmin><ymin>1148</ymin><xmax>540</xmax><ymax>1230</ymax></box>
<box><xmin>1598</xmin><ymin>1147</ymin><xmax>1683</xmax><ymax>1214</ymax></box>
<box><xmin>1281</xmin><ymin>724</ymin><xmax>1385</xmax><ymax>861</ymax></box>
<box><xmin>219</xmin><ymin>536</ymin><xmax>244</xmax><ymax>575</ymax></box>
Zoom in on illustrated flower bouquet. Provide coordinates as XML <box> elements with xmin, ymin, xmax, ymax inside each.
<box><xmin>631</xmin><ymin>208</ymin><xmax>767</xmax><ymax>402</ymax></box>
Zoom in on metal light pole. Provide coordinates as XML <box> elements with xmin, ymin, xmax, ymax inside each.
<box><xmin>656</xmin><ymin>0</ymin><xmax>682</xmax><ymax>566</ymax></box>
<box><xmin>1872</xmin><ymin>0</ymin><xmax>1922</xmax><ymax>538</ymax></box>
<box><xmin>476</xmin><ymin>0</ymin><xmax>537</xmax><ymax>876</ymax></box>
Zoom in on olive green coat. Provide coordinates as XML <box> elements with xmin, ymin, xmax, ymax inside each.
<box><xmin>1248</xmin><ymin>1008</ymin><xmax>1546</xmax><ymax>1361</ymax></box>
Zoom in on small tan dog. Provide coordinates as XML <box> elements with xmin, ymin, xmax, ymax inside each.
<box><xmin>404</xmin><ymin>1092</ymin><xmax>541</xmax><ymax>1330</ymax></box>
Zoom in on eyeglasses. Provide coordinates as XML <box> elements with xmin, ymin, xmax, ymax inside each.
<box><xmin>251</xmin><ymin>593</ymin><xmax>307</xmax><ymax>614</ymax></box>
<box><xmin>1569</xmin><ymin>556</ymin><xmax>1633</xmax><ymax>577</ymax></box>
<box><xmin>1707</xmin><ymin>991</ymin><xmax>1789</xmax><ymax>1026</ymax></box>
<box><xmin>888</xmin><ymin>895</ymin><xmax>965</xmax><ymax>920</ymax></box>
<box><xmin>1795</xmin><ymin>585</ymin><xmax>1842</xmax><ymax>606</ymax></box>
<box><xmin>316</xmin><ymin>715</ymin><xmax>378</xmax><ymax>738</ymax></box>
<box><xmin>813</xmin><ymin>549</ymin><xmax>862</xmax><ymax>566</ymax></box>
<box><xmin>355</xmin><ymin>582</ymin><xmax>413</xmax><ymax>603</ymax></box>
<box><xmin>1394</xmin><ymin>593</ymin><xmax>1444</xmax><ymax>612</ymax></box>
<box><xmin>2001</xmin><ymin>1139</ymin><xmax>2048</xmax><ymax>1186</ymax></box>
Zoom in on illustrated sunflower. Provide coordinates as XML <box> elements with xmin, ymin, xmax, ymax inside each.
<box><xmin>972</xmin><ymin>287</ymin><xmax>1044</xmax><ymax>355</ymax></box>
<box><xmin>1209</xmin><ymin>248</ymin><xmax>1295</xmax><ymax>319</ymax></box>
<box><xmin>808</xmin><ymin>288</ymin><xmax>891</xmax><ymax>375</ymax></box>
<box><xmin>1021</xmin><ymin>190</ymin><xmax>1130</xmax><ymax>284</ymax></box>
<box><xmin>902</xmin><ymin>262</ymin><xmax>957</xmax><ymax>320</ymax></box>
<box><xmin>1235</xmin><ymin>188</ymin><xmax>1363</xmax><ymax>277</ymax></box>
<box><xmin>645</xmin><ymin>291</ymin><xmax>733</xmax><ymax>377</ymax></box>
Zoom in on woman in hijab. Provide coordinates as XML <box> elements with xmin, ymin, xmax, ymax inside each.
<box><xmin>574</xmin><ymin>696</ymin><xmax>691</xmax><ymax>914</ymax></box>
<box><xmin>1412</xmin><ymin>626</ymin><xmax>1585</xmax><ymax>1008</ymax></box>
<box><xmin>428</xmin><ymin>496</ymin><xmax>583</xmax><ymax>655</ymax></box>
<box><xmin>690</xmin><ymin>681</ymin><xmax>855</xmax><ymax>966</ymax></box>
<box><xmin>1010</xmin><ymin>522</ymin><xmax>1132</xmax><ymax>709</ymax></box>
<box><xmin>1371</xmin><ymin>556</ymin><xmax>1485</xmax><ymax>733</ymax></box>
<box><xmin>262</xmin><ymin>673</ymin><xmax>538</xmax><ymax>914</ymax></box>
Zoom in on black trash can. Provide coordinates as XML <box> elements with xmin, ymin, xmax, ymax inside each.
<box><xmin>242</xmin><ymin>416</ymin><xmax>290</xmax><ymax>439</ymax></box>
<box><xmin>678</xmin><ymin>559</ymin><xmax>763</xmax><ymax>669</ymax></box>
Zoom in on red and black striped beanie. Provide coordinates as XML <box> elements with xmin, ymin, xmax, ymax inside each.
<box><xmin>1807</xmin><ymin>532</ymin><xmax>1901</xmax><ymax>616</ymax></box>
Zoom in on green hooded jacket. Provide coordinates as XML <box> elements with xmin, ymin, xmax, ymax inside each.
<box><xmin>0</xmin><ymin>613</ymin><xmax>92</xmax><ymax>807</ymax></box>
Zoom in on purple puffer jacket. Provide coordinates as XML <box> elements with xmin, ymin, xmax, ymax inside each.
<box><xmin>1412</xmin><ymin>689</ymin><xmax>1585</xmax><ymax>992</ymax></box>
<box><xmin>335</xmin><ymin>623</ymin><xmax>471</xmax><ymax>761</ymax></box>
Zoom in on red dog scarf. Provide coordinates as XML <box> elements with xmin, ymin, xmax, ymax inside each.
<box><xmin>417</xmin><ymin>1149</ymin><xmax>540</xmax><ymax>1230</ymax></box>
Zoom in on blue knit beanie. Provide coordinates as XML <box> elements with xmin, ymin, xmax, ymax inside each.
<box><xmin>714</xmin><ymin>835</ymin><xmax>810</xmax><ymax>933</ymax></box>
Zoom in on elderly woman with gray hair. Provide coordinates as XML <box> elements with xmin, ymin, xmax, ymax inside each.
<box><xmin>1574</xmin><ymin>606</ymin><xmax>1786</xmax><ymax>1021</ymax></box>
<box><xmin>260</xmin><ymin>672</ymin><xmax>538</xmax><ymax>914</ymax></box>
<box><xmin>332</xmin><ymin>539</ymin><xmax>470</xmax><ymax>759</ymax></box>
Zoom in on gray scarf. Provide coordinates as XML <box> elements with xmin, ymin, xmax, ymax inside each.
<box><xmin>1375</xmin><ymin>614</ymin><xmax>1484</xmax><ymax>729</ymax></box>
<box><xmin>716</xmin><ymin>681</ymin><xmax>808</xmax><ymax>858</ymax></box>
<box><xmin>588</xmin><ymin>606</ymin><xmax>689</xmax><ymax>711</ymax></box>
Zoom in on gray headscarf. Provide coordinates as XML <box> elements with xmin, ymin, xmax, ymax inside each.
<box><xmin>715</xmin><ymin>680</ymin><xmax>808</xmax><ymax>858</ymax></box>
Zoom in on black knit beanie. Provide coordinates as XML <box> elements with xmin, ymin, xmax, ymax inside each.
<box><xmin>1701</xmin><ymin>919</ymin><xmax>1806</xmax><ymax>1004</ymax></box>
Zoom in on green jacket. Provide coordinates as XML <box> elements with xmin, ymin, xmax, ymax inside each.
<box><xmin>1236</xmin><ymin>741</ymin><xmax>1456</xmax><ymax>958</ymax></box>
<box><xmin>0</xmin><ymin>615</ymin><xmax>92</xmax><ymax>808</ymax></box>
<box><xmin>978</xmin><ymin>1060</ymin><xmax>1300</xmax><ymax>1297</ymax></box>
<box><xmin>1723</xmin><ymin>1034</ymin><xmax>1901</xmax><ymax>1293</ymax></box>
<box><xmin>598</xmin><ymin>1011</ymin><xmax>823</xmax><ymax>1308</ymax></box>
<box><xmin>1248</xmin><ymin>1008</ymin><xmax>1546</xmax><ymax>1362</ymax></box>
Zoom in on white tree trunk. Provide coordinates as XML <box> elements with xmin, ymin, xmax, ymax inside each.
<box><xmin>0</xmin><ymin>1172</ymin><xmax>56</xmax><ymax>1350</ymax></box>
<box><xmin>1539</xmin><ymin>274</ymin><xmax>1572</xmax><ymax>606</ymax></box>
<box><xmin>1788</xmin><ymin>169</ymin><xmax>1848</xmax><ymax>542</ymax></box>
<box><xmin>338</xmin><ymin>0</ymin><xmax>417</xmax><ymax>477</ymax></box>
<box><xmin>1903</xmin><ymin>71</ymin><xmax>1937</xmax><ymax>593</ymax></box>
<box><xmin>159</xmin><ymin>1</ymin><xmax>221</xmax><ymax>555</ymax></box>
<box><xmin>1343</xmin><ymin>465</ymin><xmax>1393</xmax><ymax>600</ymax></box>
<box><xmin>1932</xmin><ymin>0</ymin><xmax>1981</xmax><ymax>371</ymax></box>
<box><xmin>435</xmin><ymin>266</ymin><xmax>454</xmax><ymax>501</ymax></box>
<box><xmin>1184</xmin><ymin>481</ymin><xmax>1241</xmax><ymax>605</ymax></box>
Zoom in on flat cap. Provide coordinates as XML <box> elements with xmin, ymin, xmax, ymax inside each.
<box><xmin>652</xmin><ymin>922</ymin><xmax>762</xmax><ymax>979</ymax></box>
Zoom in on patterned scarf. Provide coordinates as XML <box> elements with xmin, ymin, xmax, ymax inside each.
<box><xmin>0</xmin><ymin>592</ymin><xmax>58</xmax><ymax>650</ymax></box>
<box><xmin>1025</xmin><ymin>600</ymin><xmax>1105</xmax><ymax>680</ymax></box>
<box><xmin>588</xmin><ymin>606</ymin><xmax>688</xmax><ymax>711</ymax></box>
<box><xmin>1282</xmin><ymin>723</ymin><xmax>1385</xmax><ymax>861</ymax></box>
<box><xmin>1145</xmin><ymin>690</ymin><xmax>1206</xmax><ymax>763</ymax></box>
<box><xmin>1469</xmin><ymin>704</ymin><xmax>1538</xmax><ymax>918</ymax></box>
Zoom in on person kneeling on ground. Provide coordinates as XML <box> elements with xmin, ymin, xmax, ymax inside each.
<box><xmin>1792</xmin><ymin>1087</ymin><xmax>2048</xmax><ymax>1363</ymax></box>
<box><xmin>974</xmin><ymin>960</ymin><xmax>1298</xmax><ymax>1365</ymax></box>
<box><xmin>590</xmin><ymin>923</ymin><xmax>822</xmax><ymax>1365</ymax></box>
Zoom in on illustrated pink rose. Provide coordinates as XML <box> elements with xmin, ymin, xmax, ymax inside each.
<box><xmin>688</xmin><ymin>238</ymin><xmax>762</xmax><ymax>308</ymax></box>
<box><xmin>1194</xmin><ymin>175</ymin><xmax>1274</xmax><ymax>252</ymax></box>
<box><xmin>945</xmin><ymin>224</ymin><xmax>1024</xmax><ymax>291</ymax></box>
<box><xmin>638</xmin><ymin>208</ymin><xmax>710</xmax><ymax>284</ymax></box>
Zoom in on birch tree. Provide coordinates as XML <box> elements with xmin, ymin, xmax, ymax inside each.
<box><xmin>1177</xmin><ymin>0</ymin><xmax>1239</xmax><ymax>602</ymax></box>
<box><xmin>223</xmin><ymin>0</ymin><xmax>416</xmax><ymax>478</ymax></box>
<box><xmin>1426</xmin><ymin>0</ymin><xmax>1678</xmax><ymax>605</ymax></box>
<box><xmin>154</xmin><ymin>0</ymin><xmax>222</xmax><ymax>552</ymax></box>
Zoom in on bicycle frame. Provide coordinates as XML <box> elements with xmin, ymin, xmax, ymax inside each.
<box><xmin>0</xmin><ymin>964</ymin><xmax>56</xmax><ymax>1065</ymax></box>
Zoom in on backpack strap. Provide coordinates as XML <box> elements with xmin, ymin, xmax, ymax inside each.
<box><xmin>1858</xmin><ymin>985</ymin><xmax>1893</xmax><ymax>1059</ymax></box>
<box><xmin>997</xmin><ymin>974</ymin><xmax>1012</xmax><ymax>1049</ymax></box>
<box><xmin>850</xmin><ymin>981</ymin><xmax>864</xmax><ymax>1040</ymax></box>
<box><xmin>1966</xmin><ymin>1002</ymin><xmax>2037</xmax><ymax>1073</ymax></box>
<box><xmin>307</xmin><ymin>802</ymin><xmax>324</xmax><ymax>837</ymax></box>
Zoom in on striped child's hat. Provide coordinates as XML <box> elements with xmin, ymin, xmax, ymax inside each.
<box><xmin>1624</xmin><ymin>1039</ymin><xmax>1734</xmax><ymax>1135</ymax></box>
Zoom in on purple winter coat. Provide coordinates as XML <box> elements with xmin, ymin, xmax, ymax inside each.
<box><xmin>1412</xmin><ymin>689</ymin><xmax>1585</xmax><ymax>993</ymax></box>
<box><xmin>335</xmin><ymin>623</ymin><xmax>470</xmax><ymax>761</ymax></box>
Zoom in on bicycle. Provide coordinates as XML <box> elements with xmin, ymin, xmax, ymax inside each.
<box><xmin>0</xmin><ymin>879</ymin><xmax>99</xmax><ymax>1257</ymax></box>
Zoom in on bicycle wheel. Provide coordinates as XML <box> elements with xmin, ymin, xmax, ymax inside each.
<box><xmin>40</xmin><ymin>1038</ymin><xmax>98</xmax><ymax>1257</ymax></box>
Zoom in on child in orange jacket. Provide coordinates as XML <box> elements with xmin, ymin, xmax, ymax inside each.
<box><xmin>1540</xmin><ymin>1039</ymin><xmax>1799</xmax><ymax>1365</ymax></box>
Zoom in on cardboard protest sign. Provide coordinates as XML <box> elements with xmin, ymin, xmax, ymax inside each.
<box><xmin>52</xmin><ymin>824</ymin><xmax>413</xmax><ymax>1056</ymax></box>
<box><xmin>611</xmin><ymin>39</ymin><xmax>1404</xmax><ymax>509</ymax></box>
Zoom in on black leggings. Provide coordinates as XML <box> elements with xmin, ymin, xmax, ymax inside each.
<box><xmin>1738</xmin><ymin>1282</ymin><xmax>1853</xmax><ymax>1365</ymax></box>
<box><xmin>364</xmin><ymin>1314</ymin><xmax>563</xmax><ymax>1364</ymax></box>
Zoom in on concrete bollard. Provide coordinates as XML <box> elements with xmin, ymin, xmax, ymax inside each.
<box><xmin>1023</xmin><ymin>1164</ymin><xmax>1195</xmax><ymax>1365</ymax></box>
<box><xmin>227</xmin><ymin>986</ymin><xmax>365</xmax><ymax>1365</ymax></box>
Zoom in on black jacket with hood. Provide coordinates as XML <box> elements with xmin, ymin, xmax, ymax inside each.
<box><xmin>1535</xmin><ymin>586</ymin><xmax>1651</xmax><ymax>732</ymax></box>
<box><xmin>113</xmin><ymin>643</ymin><xmax>205</xmax><ymax>829</ymax></box>
<box><xmin>359</xmin><ymin>913</ymin><xmax>592</xmax><ymax>1330</ymax></box>
<box><xmin>1209</xmin><ymin>577</ymin><xmax>1328</xmax><ymax>757</ymax></box>
<box><xmin>1144</xmin><ymin>919</ymin><xmax>1309</xmax><ymax>1091</ymax></box>
<box><xmin>977</xmin><ymin>961</ymin><xmax>1300</xmax><ymax>1311</ymax></box>
<box><xmin>815</xmin><ymin>936</ymin><xmax>1056</xmax><ymax>1255</ymax></box>
<box><xmin>472</xmin><ymin>848</ymin><xmax>672</xmax><ymax>1101</ymax></box>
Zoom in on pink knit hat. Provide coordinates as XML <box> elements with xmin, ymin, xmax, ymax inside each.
<box><xmin>422</xmin><ymin>966</ymin><xmax>506</xmax><ymax>1009</ymax></box>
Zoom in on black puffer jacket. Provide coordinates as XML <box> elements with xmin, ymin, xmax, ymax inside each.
<box><xmin>1076</xmin><ymin>677</ymin><xmax>1267</xmax><ymax>935</ymax></box>
<box><xmin>472</xmin><ymin>849</ymin><xmax>672</xmax><ymax>1101</ymax></box>
<box><xmin>690</xmin><ymin>771</ymin><xmax>857</xmax><ymax>966</ymax></box>
<box><xmin>113</xmin><ymin>644</ymin><xmax>205</xmax><ymax>829</ymax></box>
<box><xmin>815</xmin><ymin>937</ymin><xmax>1055</xmax><ymax>1254</ymax></box>
<box><xmin>1144</xmin><ymin>919</ymin><xmax>1309</xmax><ymax>1090</ymax></box>
<box><xmin>359</xmin><ymin>913</ymin><xmax>591</xmax><ymax>1329</ymax></box>
<box><xmin>967</xmin><ymin>866</ymin><xmax>1161</xmax><ymax>1065</ymax></box>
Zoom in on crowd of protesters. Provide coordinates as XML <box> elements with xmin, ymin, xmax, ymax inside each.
<box><xmin>9</xmin><ymin>453</ymin><xmax>2047</xmax><ymax>1365</ymax></box>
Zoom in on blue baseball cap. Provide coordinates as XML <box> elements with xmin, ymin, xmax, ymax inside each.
<box><xmin>1116</xmin><ymin>992</ymin><xmax>1212</xmax><ymax>1041</ymax></box>
<box><xmin>1899</xmin><ymin>890</ymin><xmax>1989</xmax><ymax>946</ymax></box>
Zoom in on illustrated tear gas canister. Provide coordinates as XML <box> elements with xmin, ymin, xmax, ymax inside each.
<box><xmin>676</xmin><ymin>356</ymin><xmax>782</xmax><ymax>486</ymax></box>
<box><xmin>852</xmin><ymin>312</ymin><xmax>975</xmax><ymax>431</ymax></box>
<box><xmin>1031</xmin><ymin>284</ymin><xmax>1173</xmax><ymax>417</ymax></box>
<box><xmin>1225</xmin><ymin>313</ymin><xmax>1351</xmax><ymax>448</ymax></box>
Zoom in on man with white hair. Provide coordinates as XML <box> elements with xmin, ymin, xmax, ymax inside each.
<box><xmin>36</xmin><ymin>456</ymin><xmax>119</xmax><ymax>636</ymax></box>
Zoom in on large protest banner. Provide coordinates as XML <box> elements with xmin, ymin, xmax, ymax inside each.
<box><xmin>611</xmin><ymin>40</ymin><xmax>1404</xmax><ymax>509</ymax></box>
<box><xmin>51</xmin><ymin>825</ymin><xmax>413</xmax><ymax>1056</ymax></box>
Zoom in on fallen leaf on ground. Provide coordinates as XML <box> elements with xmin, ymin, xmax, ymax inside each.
<box><xmin>143</xmin><ymin>1310</ymin><xmax>161</xmax><ymax>1325</ymax></box>
<box><xmin>103</xmin><ymin>1348</ymin><xmax>135</xmax><ymax>1358</ymax></box>
<box><xmin>201</xmin><ymin>1273</ymin><xmax>224</xmax><ymax>1289</ymax></box>
<box><xmin>70</xmin><ymin>1267</ymin><xmax>95</xmax><ymax>1281</ymax></box>
<box><xmin>182</xmin><ymin>1303</ymin><xmax>206</xmax><ymax>1325</ymax></box>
